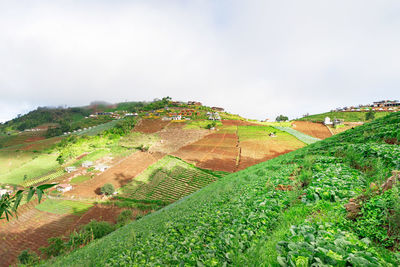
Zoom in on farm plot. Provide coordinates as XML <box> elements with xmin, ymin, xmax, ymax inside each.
<box><xmin>237</xmin><ymin>126</ymin><xmax>305</xmax><ymax>170</ymax></box>
<box><xmin>0</xmin><ymin>153</ymin><xmax>59</xmax><ymax>185</ymax></box>
<box><xmin>134</xmin><ymin>119</ymin><xmax>171</xmax><ymax>133</ymax></box>
<box><xmin>120</xmin><ymin>156</ymin><xmax>221</xmax><ymax>203</ymax></box>
<box><xmin>291</xmin><ymin>121</ymin><xmax>332</xmax><ymax>139</ymax></box>
<box><xmin>0</xmin><ymin>202</ymin><xmax>121</xmax><ymax>267</ymax></box>
<box><xmin>149</xmin><ymin>125</ymin><xmax>210</xmax><ymax>154</ymax></box>
<box><xmin>65</xmin><ymin>151</ymin><xmax>164</xmax><ymax>198</ymax></box>
<box><xmin>172</xmin><ymin>130</ymin><xmax>239</xmax><ymax>172</ymax></box>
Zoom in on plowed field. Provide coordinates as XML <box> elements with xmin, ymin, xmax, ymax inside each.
<box><xmin>0</xmin><ymin>203</ymin><xmax>129</xmax><ymax>267</ymax></box>
<box><xmin>65</xmin><ymin>151</ymin><xmax>164</xmax><ymax>198</ymax></box>
<box><xmin>291</xmin><ymin>121</ymin><xmax>332</xmax><ymax>139</ymax></box>
<box><xmin>134</xmin><ymin>119</ymin><xmax>171</xmax><ymax>133</ymax></box>
<box><xmin>173</xmin><ymin>132</ymin><xmax>239</xmax><ymax>172</ymax></box>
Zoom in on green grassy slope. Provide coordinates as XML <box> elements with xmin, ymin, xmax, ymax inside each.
<box><xmin>42</xmin><ymin>112</ymin><xmax>400</xmax><ymax>266</ymax></box>
<box><xmin>298</xmin><ymin>111</ymin><xmax>391</xmax><ymax>122</ymax></box>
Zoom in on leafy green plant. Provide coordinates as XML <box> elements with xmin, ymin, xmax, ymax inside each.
<box><xmin>40</xmin><ymin>237</ymin><xmax>65</xmax><ymax>258</ymax></box>
<box><xmin>18</xmin><ymin>249</ymin><xmax>39</xmax><ymax>265</ymax></box>
<box><xmin>276</xmin><ymin>222</ymin><xmax>393</xmax><ymax>266</ymax></box>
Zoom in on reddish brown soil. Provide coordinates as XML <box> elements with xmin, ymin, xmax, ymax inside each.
<box><xmin>292</xmin><ymin>121</ymin><xmax>332</xmax><ymax>139</ymax></box>
<box><xmin>237</xmin><ymin>139</ymin><xmax>302</xmax><ymax>170</ymax></box>
<box><xmin>65</xmin><ymin>151</ymin><xmax>164</xmax><ymax>198</ymax></box>
<box><xmin>134</xmin><ymin>119</ymin><xmax>171</xmax><ymax>133</ymax></box>
<box><xmin>149</xmin><ymin>125</ymin><xmax>209</xmax><ymax>154</ymax></box>
<box><xmin>0</xmin><ymin>203</ymin><xmax>135</xmax><ymax>267</ymax></box>
<box><xmin>24</xmin><ymin>136</ymin><xmax>45</xmax><ymax>143</ymax></box>
<box><xmin>172</xmin><ymin>132</ymin><xmax>239</xmax><ymax>172</ymax></box>
<box><xmin>221</xmin><ymin>120</ymin><xmax>259</xmax><ymax>126</ymax></box>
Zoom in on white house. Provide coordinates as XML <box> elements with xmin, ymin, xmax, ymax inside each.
<box><xmin>56</xmin><ymin>184</ymin><xmax>73</xmax><ymax>193</ymax></box>
<box><xmin>0</xmin><ymin>188</ymin><xmax>13</xmax><ymax>197</ymax></box>
<box><xmin>65</xmin><ymin>166</ymin><xmax>77</xmax><ymax>173</ymax></box>
<box><xmin>82</xmin><ymin>161</ymin><xmax>93</xmax><ymax>168</ymax></box>
<box><xmin>324</xmin><ymin>117</ymin><xmax>333</xmax><ymax>125</ymax></box>
<box><xmin>172</xmin><ymin>115</ymin><xmax>182</xmax><ymax>120</ymax></box>
<box><xmin>95</xmin><ymin>164</ymin><xmax>109</xmax><ymax>172</ymax></box>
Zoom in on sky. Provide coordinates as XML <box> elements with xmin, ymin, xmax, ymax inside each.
<box><xmin>0</xmin><ymin>0</ymin><xmax>399</xmax><ymax>123</ymax></box>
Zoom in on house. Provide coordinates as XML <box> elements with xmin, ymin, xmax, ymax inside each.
<box><xmin>333</xmin><ymin>118</ymin><xmax>344</xmax><ymax>126</ymax></box>
<box><xmin>0</xmin><ymin>188</ymin><xmax>13</xmax><ymax>197</ymax></box>
<box><xmin>57</xmin><ymin>184</ymin><xmax>73</xmax><ymax>193</ymax></box>
<box><xmin>95</xmin><ymin>164</ymin><xmax>109</xmax><ymax>172</ymax></box>
<box><xmin>212</xmin><ymin>107</ymin><xmax>225</xmax><ymax>112</ymax></box>
<box><xmin>162</xmin><ymin>116</ymin><xmax>172</xmax><ymax>121</ymax></box>
<box><xmin>65</xmin><ymin>166</ymin><xmax>77</xmax><ymax>173</ymax></box>
<box><xmin>82</xmin><ymin>161</ymin><xmax>93</xmax><ymax>168</ymax></box>
<box><xmin>172</xmin><ymin>115</ymin><xmax>182</xmax><ymax>120</ymax></box>
<box><xmin>208</xmin><ymin>112</ymin><xmax>221</xmax><ymax>121</ymax></box>
<box><xmin>188</xmin><ymin>101</ymin><xmax>202</xmax><ymax>106</ymax></box>
<box><xmin>324</xmin><ymin>117</ymin><xmax>333</xmax><ymax>125</ymax></box>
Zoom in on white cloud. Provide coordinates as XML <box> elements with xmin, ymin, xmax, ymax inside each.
<box><xmin>0</xmin><ymin>0</ymin><xmax>399</xmax><ymax>122</ymax></box>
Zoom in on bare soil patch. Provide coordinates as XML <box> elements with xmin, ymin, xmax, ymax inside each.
<box><xmin>221</xmin><ymin>120</ymin><xmax>259</xmax><ymax>126</ymax></box>
<box><xmin>292</xmin><ymin>121</ymin><xmax>332</xmax><ymax>139</ymax></box>
<box><xmin>134</xmin><ymin>119</ymin><xmax>171</xmax><ymax>133</ymax></box>
<box><xmin>65</xmin><ymin>151</ymin><xmax>164</xmax><ymax>198</ymax></box>
<box><xmin>149</xmin><ymin>125</ymin><xmax>209</xmax><ymax>154</ymax></box>
<box><xmin>172</xmin><ymin>132</ymin><xmax>239</xmax><ymax>172</ymax></box>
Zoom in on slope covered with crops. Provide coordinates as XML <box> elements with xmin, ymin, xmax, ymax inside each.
<box><xmin>43</xmin><ymin>112</ymin><xmax>400</xmax><ymax>266</ymax></box>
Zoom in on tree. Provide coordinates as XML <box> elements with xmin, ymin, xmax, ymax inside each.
<box><xmin>276</xmin><ymin>115</ymin><xmax>289</xmax><ymax>122</ymax></box>
<box><xmin>0</xmin><ymin>184</ymin><xmax>56</xmax><ymax>221</ymax></box>
<box><xmin>365</xmin><ymin>110</ymin><xmax>375</xmax><ymax>121</ymax></box>
<box><xmin>100</xmin><ymin>183</ymin><xmax>115</xmax><ymax>195</ymax></box>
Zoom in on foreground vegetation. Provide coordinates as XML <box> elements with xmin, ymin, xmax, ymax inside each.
<box><xmin>40</xmin><ymin>112</ymin><xmax>400</xmax><ymax>265</ymax></box>
<box><xmin>299</xmin><ymin>111</ymin><xmax>391</xmax><ymax>122</ymax></box>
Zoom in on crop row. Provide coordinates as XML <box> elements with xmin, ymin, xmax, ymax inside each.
<box><xmin>20</xmin><ymin>169</ymin><xmax>64</xmax><ymax>187</ymax></box>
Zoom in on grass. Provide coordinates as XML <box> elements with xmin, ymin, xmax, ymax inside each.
<box><xmin>184</xmin><ymin>120</ymin><xmax>222</xmax><ymax>130</ymax></box>
<box><xmin>298</xmin><ymin>111</ymin><xmax>391</xmax><ymax>122</ymax></box>
<box><xmin>35</xmin><ymin>199</ymin><xmax>93</xmax><ymax>215</ymax></box>
<box><xmin>72</xmin><ymin>149</ymin><xmax>110</xmax><ymax>167</ymax></box>
<box><xmin>70</xmin><ymin>175</ymin><xmax>91</xmax><ymax>184</ymax></box>
<box><xmin>75</xmin><ymin>120</ymin><xmax>120</xmax><ymax>136</ymax></box>
<box><xmin>273</xmin><ymin>126</ymin><xmax>320</xmax><ymax>144</ymax></box>
<box><xmin>0</xmin><ymin>153</ymin><xmax>59</xmax><ymax>185</ymax></box>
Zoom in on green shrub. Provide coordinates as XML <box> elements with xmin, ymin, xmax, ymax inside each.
<box><xmin>40</xmin><ymin>237</ymin><xmax>65</xmax><ymax>258</ymax></box>
<box><xmin>82</xmin><ymin>220</ymin><xmax>115</xmax><ymax>239</ymax></box>
<box><xmin>18</xmin><ymin>249</ymin><xmax>39</xmax><ymax>265</ymax></box>
<box><xmin>117</xmin><ymin>210</ymin><xmax>134</xmax><ymax>227</ymax></box>
<box><xmin>100</xmin><ymin>183</ymin><xmax>115</xmax><ymax>195</ymax></box>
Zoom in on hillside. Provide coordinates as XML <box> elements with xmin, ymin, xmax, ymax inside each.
<box><xmin>298</xmin><ymin>111</ymin><xmax>391</xmax><ymax>122</ymax></box>
<box><xmin>43</xmin><ymin>112</ymin><xmax>400</xmax><ymax>265</ymax></box>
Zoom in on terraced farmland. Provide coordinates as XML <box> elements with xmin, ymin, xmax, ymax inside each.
<box><xmin>120</xmin><ymin>156</ymin><xmax>222</xmax><ymax>203</ymax></box>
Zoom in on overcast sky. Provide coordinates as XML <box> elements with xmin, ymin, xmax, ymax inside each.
<box><xmin>0</xmin><ymin>0</ymin><xmax>399</xmax><ymax>122</ymax></box>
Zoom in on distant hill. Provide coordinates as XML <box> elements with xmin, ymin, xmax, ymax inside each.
<box><xmin>298</xmin><ymin>111</ymin><xmax>392</xmax><ymax>122</ymax></box>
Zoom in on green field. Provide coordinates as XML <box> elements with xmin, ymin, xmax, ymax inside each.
<box><xmin>0</xmin><ymin>153</ymin><xmax>59</xmax><ymax>185</ymax></box>
<box><xmin>75</xmin><ymin>120</ymin><xmax>120</xmax><ymax>136</ymax></box>
<box><xmin>44</xmin><ymin>112</ymin><xmax>400</xmax><ymax>266</ymax></box>
<box><xmin>298</xmin><ymin>111</ymin><xmax>391</xmax><ymax>122</ymax></box>
<box><xmin>35</xmin><ymin>199</ymin><xmax>93</xmax><ymax>215</ymax></box>
<box><xmin>120</xmin><ymin>155</ymin><xmax>224</xmax><ymax>203</ymax></box>
<box><xmin>70</xmin><ymin>175</ymin><xmax>92</xmax><ymax>184</ymax></box>
<box><xmin>184</xmin><ymin>120</ymin><xmax>222</xmax><ymax>130</ymax></box>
